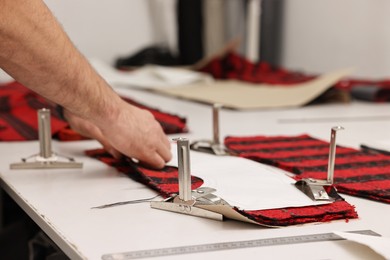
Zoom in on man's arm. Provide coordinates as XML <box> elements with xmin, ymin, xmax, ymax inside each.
<box><xmin>0</xmin><ymin>0</ymin><xmax>171</xmax><ymax>168</ymax></box>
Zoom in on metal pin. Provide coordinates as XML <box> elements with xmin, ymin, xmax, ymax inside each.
<box><xmin>150</xmin><ymin>138</ymin><xmax>228</xmax><ymax>220</ymax></box>
<box><xmin>327</xmin><ymin>126</ymin><xmax>344</xmax><ymax>184</ymax></box>
<box><xmin>175</xmin><ymin>138</ymin><xmax>192</xmax><ymax>201</ymax></box>
<box><xmin>190</xmin><ymin>104</ymin><xmax>228</xmax><ymax>156</ymax></box>
<box><xmin>38</xmin><ymin>108</ymin><xmax>53</xmax><ymax>158</ymax></box>
<box><xmin>212</xmin><ymin>104</ymin><xmax>222</xmax><ymax>145</ymax></box>
<box><xmin>10</xmin><ymin>108</ymin><xmax>82</xmax><ymax>169</ymax></box>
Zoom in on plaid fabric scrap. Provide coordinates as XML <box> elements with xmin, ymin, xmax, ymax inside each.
<box><xmin>199</xmin><ymin>51</ymin><xmax>390</xmax><ymax>102</ymax></box>
<box><xmin>225</xmin><ymin>134</ymin><xmax>390</xmax><ymax>204</ymax></box>
<box><xmin>86</xmin><ymin>148</ymin><xmax>358</xmax><ymax>226</ymax></box>
<box><xmin>198</xmin><ymin>51</ymin><xmax>315</xmax><ymax>85</ymax></box>
<box><xmin>85</xmin><ymin>148</ymin><xmax>203</xmax><ymax>198</ymax></box>
<box><xmin>0</xmin><ymin>82</ymin><xmax>67</xmax><ymax>141</ymax></box>
<box><xmin>0</xmin><ymin>82</ymin><xmax>188</xmax><ymax>141</ymax></box>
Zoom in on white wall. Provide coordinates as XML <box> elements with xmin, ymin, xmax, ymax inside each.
<box><xmin>44</xmin><ymin>0</ymin><xmax>154</xmax><ymax>64</ymax></box>
<box><xmin>281</xmin><ymin>0</ymin><xmax>390</xmax><ymax>78</ymax></box>
<box><xmin>0</xmin><ymin>0</ymin><xmax>157</xmax><ymax>83</ymax></box>
<box><xmin>40</xmin><ymin>0</ymin><xmax>390</xmax><ymax>79</ymax></box>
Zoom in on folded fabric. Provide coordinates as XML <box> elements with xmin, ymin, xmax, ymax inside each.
<box><xmin>86</xmin><ymin>148</ymin><xmax>357</xmax><ymax>227</ymax></box>
<box><xmin>225</xmin><ymin>134</ymin><xmax>390</xmax><ymax>204</ymax></box>
<box><xmin>0</xmin><ymin>82</ymin><xmax>188</xmax><ymax>141</ymax></box>
<box><xmin>198</xmin><ymin>51</ymin><xmax>316</xmax><ymax>85</ymax></box>
<box><xmin>198</xmin><ymin>51</ymin><xmax>390</xmax><ymax>103</ymax></box>
<box><xmin>115</xmin><ymin>45</ymin><xmax>180</xmax><ymax>68</ymax></box>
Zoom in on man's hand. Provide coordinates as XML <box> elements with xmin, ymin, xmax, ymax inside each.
<box><xmin>64</xmin><ymin>102</ymin><xmax>172</xmax><ymax>169</ymax></box>
<box><xmin>0</xmin><ymin>0</ymin><xmax>172</xmax><ymax>169</ymax></box>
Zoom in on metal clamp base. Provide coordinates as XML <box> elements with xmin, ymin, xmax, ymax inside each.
<box><xmin>295</xmin><ymin>126</ymin><xmax>344</xmax><ymax>202</ymax></box>
<box><xmin>190</xmin><ymin>140</ymin><xmax>230</xmax><ymax>156</ymax></box>
<box><xmin>10</xmin><ymin>153</ymin><xmax>83</xmax><ymax>169</ymax></box>
<box><xmin>151</xmin><ymin>187</ymin><xmax>230</xmax><ymax>221</ymax></box>
<box><xmin>295</xmin><ymin>179</ymin><xmax>337</xmax><ymax>201</ymax></box>
<box><xmin>10</xmin><ymin>108</ymin><xmax>83</xmax><ymax>170</ymax></box>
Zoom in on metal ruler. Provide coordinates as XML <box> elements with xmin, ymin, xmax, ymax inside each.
<box><xmin>101</xmin><ymin>230</ymin><xmax>379</xmax><ymax>260</ymax></box>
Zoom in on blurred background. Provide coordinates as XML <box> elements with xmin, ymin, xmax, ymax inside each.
<box><xmin>1</xmin><ymin>0</ymin><xmax>390</xmax><ymax>82</ymax></box>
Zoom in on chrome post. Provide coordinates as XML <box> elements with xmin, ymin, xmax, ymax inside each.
<box><xmin>327</xmin><ymin>126</ymin><xmax>344</xmax><ymax>184</ymax></box>
<box><xmin>38</xmin><ymin>109</ymin><xmax>53</xmax><ymax>158</ymax></box>
<box><xmin>212</xmin><ymin>104</ymin><xmax>222</xmax><ymax>145</ymax></box>
<box><xmin>176</xmin><ymin>138</ymin><xmax>192</xmax><ymax>201</ymax></box>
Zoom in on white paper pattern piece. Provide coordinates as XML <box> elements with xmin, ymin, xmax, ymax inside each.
<box><xmin>167</xmin><ymin>144</ymin><xmax>329</xmax><ymax>210</ymax></box>
<box><xmin>89</xmin><ymin>59</ymin><xmax>212</xmax><ymax>89</ymax></box>
<box><xmin>334</xmin><ymin>231</ymin><xmax>390</xmax><ymax>260</ymax></box>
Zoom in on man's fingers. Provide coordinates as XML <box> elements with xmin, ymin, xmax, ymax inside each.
<box><xmin>157</xmin><ymin>136</ymin><xmax>172</xmax><ymax>163</ymax></box>
<box><xmin>140</xmin><ymin>152</ymin><xmax>166</xmax><ymax>169</ymax></box>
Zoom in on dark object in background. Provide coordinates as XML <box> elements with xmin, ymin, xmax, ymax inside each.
<box><xmin>177</xmin><ymin>0</ymin><xmax>204</xmax><ymax>65</ymax></box>
<box><xmin>115</xmin><ymin>45</ymin><xmax>180</xmax><ymax>69</ymax></box>
<box><xmin>260</xmin><ymin>0</ymin><xmax>284</xmax><ymax>66</ymax></box>
<box><xmin>335</xmin><ymin>79</ymin><xmax>390</xmax><ymax>102</ymax></box>
<box><xmin>350</xmin><ymin>85</ymin><xmax>390</xmax><ymax>102</ymax></box>
<box><xmin>115</xmin><ymin>0</ymin><xmax>204</xmax><ymax>68</ymax></box>
<box><xmin>115</xmin><ymin>0</ymin><xmax>284</xmax><ymax>68</ymax></box>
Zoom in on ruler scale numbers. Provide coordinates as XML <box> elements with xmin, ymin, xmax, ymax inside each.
<box><xmin>102</xmin><ymin>230</ymin><xmax>379</xmax><ymax>260</ymax></box>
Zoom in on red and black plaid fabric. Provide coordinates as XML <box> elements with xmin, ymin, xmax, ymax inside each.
<box><xmin>336</xmin><ymin>79</ymin><xmax>390</xmax><ymax>102</ymax></box>
<box><xmin>336</xmin><ymin>78</ymin><xmax>390</xmax><ymax>91</ymax></box>
<box><xmin>225</xmin><ymin>134</ymin><xmax>390</xmax><ymax>204</ymax></box>
<box><xmin>199</xmin><ymin>51</ymin><xmax>390</xmax><ymax>102</ymax></box>
<box><xmin>0</xmin><ymin>82</ymin><xmax>68</xmax><ymax>141</ymax></box>
<box><xmin>198</xmin><ymin>52</ymin><xmax>315</xmax><ymax>85</ymax></box>
<box><xmin>85</xmin><ymin>149</ymin><xmax>203</xmax><ymax>197</ymax></box>
<box><xmin>0</xmin><ymin>81</ymin><xmax>188</xmax><ymax>141</ymax></box>
<box><xmin>86</xmin><ymin>148</ymin><xmax>357</xmax><ymax>227</ymax></box>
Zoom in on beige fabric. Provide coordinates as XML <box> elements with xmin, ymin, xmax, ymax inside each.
<box><xmin>158</xmin><ymin>69</ymin><xmax>352</xmax><ymax>110</ymax></box>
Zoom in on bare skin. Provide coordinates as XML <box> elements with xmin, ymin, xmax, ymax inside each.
<box><xmin>0</xmin><ymin>0</ymin><xmax>171</xmax><ymax>168</ymax></box>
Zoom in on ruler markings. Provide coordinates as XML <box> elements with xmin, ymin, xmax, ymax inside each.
<box><xmin>102</xmin><ymin>230</ymin><xmax>379</xmax><ymax>260</ymax></box>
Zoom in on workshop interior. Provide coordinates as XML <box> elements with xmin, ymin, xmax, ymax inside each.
<box><xmin>0</xmin><ymin>0</ymin><xmax>389</xmax><ymax>259</ymax></box>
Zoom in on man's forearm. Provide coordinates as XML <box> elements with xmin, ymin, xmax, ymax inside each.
<box><xmin>0</xmin><ymin>0</ymin><xmax>121</xmax><ymax>123</ymax></box>
<box><xmin>0</xmin><ymin>0</ymin><xmax>172</xmax><ymax>168</ymax></box>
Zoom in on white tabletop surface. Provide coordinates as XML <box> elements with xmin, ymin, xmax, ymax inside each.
<box><xmin>1</xmin><ymin>87</ymin><xmax>390</xmax><ymax>260</ymax></box>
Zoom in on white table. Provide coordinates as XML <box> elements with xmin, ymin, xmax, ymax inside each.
<box><xmin>1</xmin><ymin>88</ymin><xmax>390</xmax><ymax>260</ymax></box>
